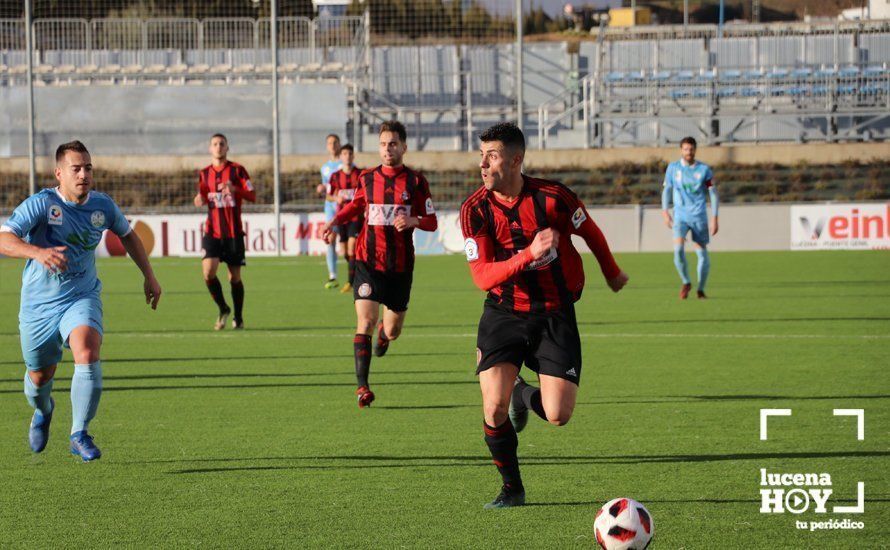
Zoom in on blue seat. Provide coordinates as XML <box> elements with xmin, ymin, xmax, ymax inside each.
<box><xmin>788</xmin><ymin>86</ymin><xmax>809</xmax><ymax>96</ymax></box>
<box><xmin>668</xmin><ymin>89</ymin><xmax>690</xmax><ymax>99</ymax></box>
<box><xmin>839</xmin><ymin>66</ymin><xmax>860</xmax><ymax>78</ymax></box>
<box><xmin>676</xmin><ymin>70</ymin><xmax>694</xmax><ymax>81</ymax></box>
<box><xmin>791</xmin><ymin>68</ymin><xmax>812</xmax><ymax>78</ymax></box>
<box><xmin>652</xmin><ymin>70</ymin><xmax>671</xmax><ymax>81</ymax></box>
<box><xmin>606</xmin><ymin>71</ymin><xmax>625</xmax><ymax>82</ymax></box>
<box><xmin>744</xmin><ymin>69</ymin><xmax>764</xmax><ymax>79</ymax></box>
<box><xmin>626</xmin><ymin>71</ymin><xmax>645</xmax><ymax>81</ymax></box>
<box><xmin>838</xmin><ymin>84</ymin><xmax>857</xmax><ymax>95</ymax></box>
<box><xmin>770</xmin><ymin>86</ymin><xmax>787</xmax><ymax>96</ymax></box>
<box><xmin>697</xmin><ymin>70</ymin><xmax>716</xmax><ymax>81</ymax></box>
<box><xmin>693</xmin><ymin>88</ymin><xmax>709</xmax><ymax>98</ymax></box>
<box><xmin>863</xmin><ymin>66</ymin><xmax>885</xmax><ymax>76</ymax></box>
<box><xmin>741</xmin><ymin>87</ymin><xmax>760</xmax><ymax>97</ymax></box>
<box><xmin>767</xmin><ymin>69</ymin><xmax>789</xmax><ymax>79</ymax></box>
<box><xmin>812</xmin><ymin>85</ymin><xmax>828</xmax><ymax>96</ymax></box>
<box><xmin>860</xmin><ymin>85</ymin><xmax>884</xmax><ymax>95</ymax></box>
<box><xmin>717</xmin><ymin>87</ymin><xmax>737</xmax><ymax>97</ymax></box>
<box><xmin>722</xmin><ymin>69</ymin><xmax>742</xmax><ymax>80</ymax></box>
<box><xmin>815</xmin><ymin>67</ymin><xmax>837</xmax><ymax>77</ymax></box>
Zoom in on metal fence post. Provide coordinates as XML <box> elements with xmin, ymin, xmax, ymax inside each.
<box><xmin>271</xmin><ymin>0</ymin><xmax>282</xmax><ymax>257</ymax></box>
<box><xmin>25</xmin><ymin>0</ymin><xmax>36</xmax><ymax>196</ymax></box>
<box><xmin>515</xmin><ymin>0</ymin><xmax>523</xmax><ymax>132</ymax></box>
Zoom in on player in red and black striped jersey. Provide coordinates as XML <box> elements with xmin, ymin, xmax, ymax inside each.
<box><xmin>327</xmin><ymin>144</ymin><xmax>363</xmax><ymax>292</ymax></box>
<box><xmin>460</xmin><ymin>123</ymin><xmax>628</xmax><ymax>509</ymax></box>
<box><xmin>193</xmin><ymin>133</ymin><xmax>256</xmax><ymax>331</ymax></box>
<box><xmin>322</xmin><ymin>121</ymin><xmax>438</xmax><ymax>408</ymax></box>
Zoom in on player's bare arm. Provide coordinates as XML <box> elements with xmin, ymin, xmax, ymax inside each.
<box><xmin>193</xmin><ymin>193</ymin><xmax>205</xmax><ymax>207</ymax></box>
<box><xmin>662</xmin><ymin>209</ymin><xmax>673</xmax><ymax>228</ymax></box>
<box><xmin>119</xmin><ymin>231</ymin><xmax>162</xmax><ymax>309</ymax></box>
<box><xmin>0</xmin><ymin>232</ymin><xmax>68</xmax><ymax>273</ymax></box>
<box><xmin>711</xmin><ymin>216</ymin><xmax>719</xmax><ymax>236</ymax></box>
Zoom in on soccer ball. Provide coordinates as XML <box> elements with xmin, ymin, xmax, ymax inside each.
<box><xmin>593</xmin><ymin>498</ymin><xmax>654</xmax><ymax>550</ymax></box>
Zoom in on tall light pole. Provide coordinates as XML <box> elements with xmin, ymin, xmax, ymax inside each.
<box><xmin>515</xmin><ymin>0</ymin><xmax>523</xmax><ymax>132</ymax></box>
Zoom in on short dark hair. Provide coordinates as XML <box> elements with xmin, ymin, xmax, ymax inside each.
<box><xmin>680</xmin><ymin>136</ymin><xmax>697</xmax><ymax>148</ymax></box>
<box><xmin>55</xmin><ymin>140</ymin><xmax>89</xmax><ymax>163</ymax></box>
<box><xmin>379</xmin><ymin>121</ymin><xmax>407</xmax><ymax>143</ymax></box>
<box><xmin>479</xmin><ymin>122</ymin><xmax>526</xmax><ymax>152</ymax></box>
<box><xmin>326</xmin><ymin>133</ymin><xmax>341</xmax><ymax>142</ymax></box>
<box><xmin>339</xmin><ymin>144</ymin><xmax>354</xmax><ymax>153</ymax></box>
<box><xmin>211</xmin><ymin>133</ymin><xmax>227</xmax><ymax>143</ymax></box>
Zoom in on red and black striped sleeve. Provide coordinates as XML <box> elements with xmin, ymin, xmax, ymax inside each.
<box><xmin>413</xmin><ymin>173</ymin><xmax>437</xmax><ymax>232</ymax></box>
<box><xmin>554</xmin><ymin>184</ymin><xmax>621</xmax><ymax>281</ymax></box>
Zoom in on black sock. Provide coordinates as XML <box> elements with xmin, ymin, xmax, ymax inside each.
<box><xmin>483</xmin><ymin>420</ymin><xmax>523</xmax><ymax>490</ymax></box>
<box><xmin>354</xmin><ymin>334</ymin><xmax>372</xmax><ymax>387</ymax></box>
<box><xmin>231</xmin><ymin>280</ymin><xmax>244</xmax><ymax>322</ymax></box>
<box><xmin>347</xmin><ymin>256</ymin><xmax>356</xmax><ymax>285</ymax></box>
<box><xmin>517</xmin><ymin>381</ymin><xmax>548</xmax><ymax>421</ymax></box>
<box><xmin>205</xmin><ymin>277</ymin><xmax>229</xmax><ymax>313</ymax></box>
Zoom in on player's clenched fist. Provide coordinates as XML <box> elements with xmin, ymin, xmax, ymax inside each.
<box><xmin>529</xmin><ymin>228</ymin><xmax>559</xmax><ymax>259</ymax></box>
<box><xmin>35</xmin><ymin>246</ymin><xmax>68</xmax><ymax>273</ymax></box>
<box><xmin>607</xmin><ymin>270</ymin><xmax>629</xmax><ymax>293</ymax></box>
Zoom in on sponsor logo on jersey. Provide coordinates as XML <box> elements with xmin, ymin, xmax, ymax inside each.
<box><xmin>90</xmin><ymin>210</ymin><xmax>106</xmax><ymax>228</ymax></box>
<box><xmin>401</xmin><ymin>191</ymin><xmax>410</xmax><ymax>201</ymax></box>
<box><xmin>367</xmin><ymin>204</ymin><xmax>411</xmax><ymax>226</ymax></box>
<box><xmin>337</xmin><ymin>188</ymin><xmax>356</xmax><ymax>201</ymax></box>
<box><xmin>464</xmin><ymin>238</ymin><xmax>479</xmax><ymax>261</ymax></box>
<box><xmin>525</xmin><ymin>246</ymin><xmax>558</xmax><ymax>271</ymax></box>
<box><xmin>48</xmin><ymin>205</ymin><xmax>63</xmax><ymax>225</ymax></box>
<box><xmin>571</xmin><ymin>207</ymin><xmax>587</xmax><ymax>229</ymax></box>
<box><xmin>425</xmin><ymin>197</ymin><xmax>435</xmax><ymax>214</ymax></box>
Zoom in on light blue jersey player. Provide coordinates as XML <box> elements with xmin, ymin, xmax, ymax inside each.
<box><xmin>0</xmin><ymin>141</ymin><xmax>161</xmax><ymax>461</ymax></box>
<box><xmin>318</xmin><ymin>133</ymin><xmax>343</xmax><ymax>289</ymax></box>
<box><xmin>661</xmin><ymin>137</ymin><xmax>719</xmax><ymax>299</ymax></box>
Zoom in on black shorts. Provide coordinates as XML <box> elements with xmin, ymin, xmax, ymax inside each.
<box><xmin>353</xmin><ymin>261</ymin><xmax>413</xmax><ymax>312</ymax></box>
<box><xmin>475</xmin><ymin>300</ymin><xmax>582</xmax><ymax>384</ymax></box>
<box><xmin>202</xmin><ymin>235</ymin><xmax>246</xmax><ymax>266</ymax></box>
<box><xmin>337</xmin><ymin>220</ymin><xmax>362</xmax><ymax>243</ymax></box>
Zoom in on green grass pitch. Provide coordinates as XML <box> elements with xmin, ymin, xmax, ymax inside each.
<box><xmin>0</xmin><ymin>251</ymin><xmax>888</xmax><ymax>548</ymax></box>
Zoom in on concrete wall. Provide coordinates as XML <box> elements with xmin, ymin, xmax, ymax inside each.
<box><xmin>1</xmin><ymin>142</ymin><xmax>887</xmax><ymax>175</ymax></box>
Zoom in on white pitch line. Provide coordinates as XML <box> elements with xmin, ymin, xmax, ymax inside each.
<box><xmin>66</xmin><ymin>331</ymin><xmax>890</xmax><ymax>340</ymax></box>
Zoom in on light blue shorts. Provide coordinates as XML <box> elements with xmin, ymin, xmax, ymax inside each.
<box><xmin>20</xmin><ymin>294</ymin><xmax>104</xmax><ymax>371</ymax></box>
<box><xmin>673</xmin><ymin>215</ymin><xmax>710</xmax><ymax>246</ymax></box>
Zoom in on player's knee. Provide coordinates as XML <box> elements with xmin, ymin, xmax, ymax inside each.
<box><xmin>385</xmin><ymin>324</ymin><xmax>402</xmax><ymax>340</ymax></box>
<box><xmin>547</xmin><ymin>412</ymin><xmax>573</xmax><ymax>427</ymax></box>
<box><xmin>483</xmin><ymin>402</ymin><xmax>509</xmax><ymax>426</ymax></box>
<box><xmin>29</xmin><ymin>369</ymin><xmax>55</xmax><ymax>387</ymax></box>
<box><xmin>73</xmin><ymin>349</ymin><xmax>100</xmax><ymax>365</ymax></box>
<box><xmin>356</xmin><ymin>318</ymin><xmax>377</xmax><ymax>335</ymax></box>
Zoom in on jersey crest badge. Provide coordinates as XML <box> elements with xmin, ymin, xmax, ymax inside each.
<box><xmin>571</xmin><ymin>207</ymin><xmax>587</xmax><ymax>229</ymax></box>
<box><xmin>464</xmin><ymin>238</ymin><xmax>479</xmax><ymax>262</ymax></box>
<box><xmin>48</xmin><ymin>205</ymin><xmax>63</xmax><ymax>226</ymax></box>
<box><xmin>91</xmin><ymin>210</ymin><xmax>106</xmax><ymax>228</ymax></box>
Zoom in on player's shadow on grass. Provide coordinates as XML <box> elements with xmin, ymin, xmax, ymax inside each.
<box><xmin>576</xmin><ymin>316</ymin><xmax>890</xmax><ymax>327</ymax></box>
<box><xmin>576</xmin><ymin>394</ymin><xmax>890</xmax><ymax>406</ymax></box>
<box><xmin>0</xmin><ymin>351</ymin><xmax>471</xmax><ymax>367</ymax></box>
<box><xmin>164</xmin><ymin>450</ymin><xmax>890</xmax><ymax>474</ymax></box>
<box><xmin>523</xmin><ymin>496</ymin><xmax>890</xmax><ymax>507</ymax></box>
<box><xmin>0</xmin><ymin>380</ymin><xmax>478</xmax><ymax>393</ymax></box>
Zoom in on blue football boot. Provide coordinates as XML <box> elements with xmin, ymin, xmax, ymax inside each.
<box><xmin>28</xmin><ymin>398</ymin><xmax>54</xmax><ymax>453</ymax></box>
<box><xmin>70</xmin><ymin>431</ymin><xmax>102</xmax><ymax>462</ymax></box>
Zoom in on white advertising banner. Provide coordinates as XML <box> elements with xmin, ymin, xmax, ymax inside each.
<box><xmin>790</xmin><ymin>203</ymin><xmax>890</xmax><ymax>251</ymax></box>
<box><xmin>96</xmin><ymin>211</ymin><xmax>466</xmax><ymax>258</ymax></box>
